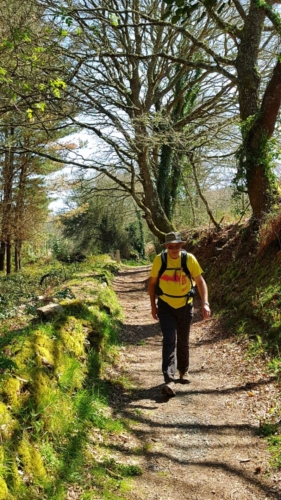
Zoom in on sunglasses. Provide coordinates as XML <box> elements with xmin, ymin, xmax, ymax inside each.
<box><xmin>167</xmin><ymin>244</ymin><xmax>182</xmax><ymax>250</ymax></box>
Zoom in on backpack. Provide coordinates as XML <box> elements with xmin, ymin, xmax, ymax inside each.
<box><xmin>156</xmin><ymin>250</ymin><xmax>196</xmax><ymax>300</ymax></box>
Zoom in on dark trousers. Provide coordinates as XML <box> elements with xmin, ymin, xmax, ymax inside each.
<box><xmin>158</xmin><ymin>298</ymin><xmax>193</xmax><ymax>383</ymax></box>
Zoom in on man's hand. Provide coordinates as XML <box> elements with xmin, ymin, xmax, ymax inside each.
<box><xmin>194</xmin><ymin>274</ymin><xmax>211</xmax><ymax>320</ymax></box>
<box><xmin>148</xmin><ymin>276</ymin><xmax>159</xmax><ymax>320</ymax></box>
<box><xmin>202</xmin><ymin>303</ymin><xmax>211</xmax><ymax>320</ymax></box>
<box><xmin>151</xmin><ymin>304</ymin><xmax>158</xmax><ymax>321</ymax></box>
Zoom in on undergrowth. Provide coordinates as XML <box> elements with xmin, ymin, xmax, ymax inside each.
<box><xmin>0</xmin><ymin>255</ymin><xmax>141</xmax><ymax>499</ymax></box>
<box><xmin>196</xmin><ymin>220</ymin><xmax>281</xmax><ymax>358</ymax></box>
<box><xmin>187</xmin><ymin>216</ymin><xmax>281</xmax><ymax>470</ymax></box>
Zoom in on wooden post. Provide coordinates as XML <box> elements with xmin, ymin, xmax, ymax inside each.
<box><xmin>116</xmin><ymin>250</ymin><xmax>121</xmax><ymax>263</ymax></box>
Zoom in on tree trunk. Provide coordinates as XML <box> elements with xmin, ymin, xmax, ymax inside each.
<box><xmin>157</xmin><ymin>144</ymin><xmax>173</xmax><ymax>219</ymax></box>
<box><xmin>1</xmin><ymin>127</ymin><xmax>15</xmax><ymax>272</ymax></box>
<box><xmin>14</xmin><ymin>151</ymin><xmax>29</xmax><ymax>270</ymax></box>
<box><xmin>15</xmin><ymin>242</ymin><xmax>21</xmax><ymax>271</ymax></box>
<box><xmin>135</xmin><ymin>134</ymin><xmax>175</xmax><ymax>236</ymax></box>
<box><xmin>236</xmin><ymin>2</ymin><xmax>265</xmax><ymax>122</ymax></box>
<box><xmin>6</xmin><ymin>239</ymin><xmax>11</xmax><ymax>275</ymax></box>
<box><xmin>236</xmin><ymin>2</ymin><xmax>281</xmax><ymax>220</ymax></box>
<box><xmin>0</xmin><ymin>242</ymin><xmax>5</xmax><ymax>272</ymax></box>
<box><xmin>238</xmin><ymin>58</ymin><xmax>281</xmax><ymax>220</ymax></box>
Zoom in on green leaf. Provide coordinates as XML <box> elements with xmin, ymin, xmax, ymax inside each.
<box><xmin>109</xmin><ymin>13</ymin><xmax>119</xmax><ymax>26</ymax></box>
<box><xmin>35</xmin><ymin>102</ymin><xmax>47</xmax><ymax>112</ymax></box>
<box><xmin>65</xmin><ymin>16</ymin><xmax>73</xmax><ymax>27</ymax></box>
<box><xmin>59</xmin><ymin>28</ymin><xmax>69</xmax><ymax>37</ymax></box>
<box><xmin>27</xmin><ymin>108</ymin><xmax>33</xmax><ymax>120</ymax></box>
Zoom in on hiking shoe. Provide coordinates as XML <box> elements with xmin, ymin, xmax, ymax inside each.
<box><xmin>179</xmin><ymin>371</ymin><xmax>190</xmax><ymax>384</ymax></box>
<box><xmin>162</xmin><ymin>381</ymin><xmax>176</xmax><ymax>397</ymax></box>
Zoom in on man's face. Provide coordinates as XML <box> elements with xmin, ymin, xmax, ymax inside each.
<box><xmin>164</xmin><ymin>243</ymin><xmax>183</xmax><ymax>259</ymax></box>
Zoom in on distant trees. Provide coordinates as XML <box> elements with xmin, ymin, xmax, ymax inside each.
<box><xmin>0</xmin><ymin>125</ymin><xmax>65</xmax><ymax>273</ymax></box>
<box><xmin>58</xmin><ymin>175</ymin><xmax>146</xmax><ymax>258</ymax></box>
<box><xmin>0</xmin><ymin>0</ymin><xmax>75</xmax><ymax>272</ymax></box>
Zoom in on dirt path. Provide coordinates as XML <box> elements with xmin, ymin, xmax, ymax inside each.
<box><xmin>112</xmin><ymin>265</ymin><xmax>281</xmax><ymax>500</ymax></box>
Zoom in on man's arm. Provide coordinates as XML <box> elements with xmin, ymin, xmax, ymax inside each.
<box><xmin>193</xmin><ymin>274</ymin><xmax>211</xmax><ymax>320</ymax></box>
<box><xmin>148</xmin><ymin>276</ymin><xmax>159</xmax><ymax>320</ymax></box>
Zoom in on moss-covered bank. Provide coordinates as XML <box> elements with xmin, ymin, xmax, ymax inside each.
<box><xmin>0</xmin><ymin>256</ymin><xmax>140</xmax><ymax>499</ymax></box>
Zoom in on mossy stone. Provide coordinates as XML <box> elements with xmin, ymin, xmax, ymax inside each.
<box><xmin>1</xmin><ymin>378</ymin><xmax>20</xmax><ymax>409</ymax></box>
<box><xmin>17</xmin><ymin>437</ymin><xmax>47</xmax><ymax>481</ymax></box>
<box><xmin>0</xmin><ymin>401</ymin><xmax>19</xmax><ymax>438</ymax></box>
<box><xmin>0</xmin><ymin>476</ymin><xmax>8</xmax><ymax>500</ymax></box>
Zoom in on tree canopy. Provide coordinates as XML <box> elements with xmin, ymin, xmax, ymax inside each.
<box><xmin>2</xmin><ymin>0</ymin><xmax>281</xmax><ymax>246</ymax></box>
<box><xmin>23</xmin><ymin>0</ymin><xmax>241</xmax><ymax>238</ymax></box>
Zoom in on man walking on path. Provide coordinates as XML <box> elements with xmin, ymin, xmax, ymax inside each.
<box><xmin>149</xmin><ymin>232</ymin><xmax>211</xmax><ymax>397</ymax></box>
